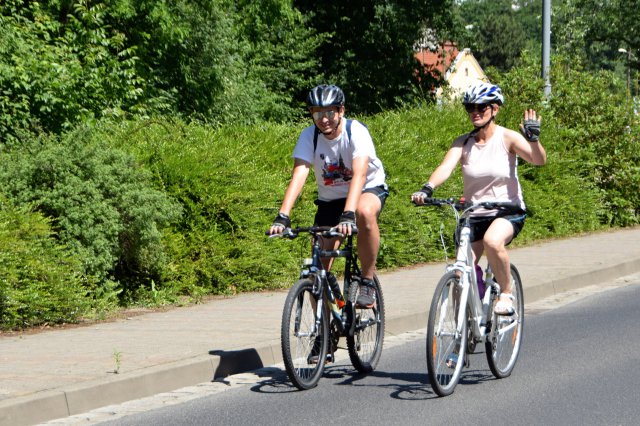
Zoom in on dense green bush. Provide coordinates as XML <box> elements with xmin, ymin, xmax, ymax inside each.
<box><xmin>0</xmin><ymin>199</ymin><xmax>96</xmax><ymax>330</ymax></box>
<box><xmin>496</xmin><ymin>54</ymin><xmax>640</xmax><ymax>226</ymax></box>
<box><xmin>93</xmin><ymin>93</ymin><xmax>615</xmax><ymax>298</ymax></box>
<box><xmin>1</xmin><ymin>56</ymin><xmax>637</xmax><ymax>330</ymax></box>
<box><xmin>0</xmin><ymin>129</ymin><xmax>181</xmax><ymax>298</ymax></box>
<box><xmin>93</xmin><ymin>119</ymin><xmax>307</xmax><ymax>295</ymax></box>
<box><xmin>362</xmin><ymin>103</ymin><xmax>604</xmax><ymax>266</ymax></box>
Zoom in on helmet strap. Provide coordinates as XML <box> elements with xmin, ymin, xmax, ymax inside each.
<box><xmin>475</xmin><ymin>114</ymin><xmax>494</xmax><ymax>131</ymax></box>
<box><xmin>313</xmin><ymin>116</ymin><xmax>342</xmax><ymax>136</ymax></box>
<box><xmin>464</xmin><ymin>106</ymin><xmax>496</xmax><ymax>145</ymax></box>
<box><xmin>333</xmin><ymin>116</ymin><xmax>342</xmax><ymax>134</ymax></box>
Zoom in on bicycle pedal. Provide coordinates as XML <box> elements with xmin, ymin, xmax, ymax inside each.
<box><xmin>307</xmin><ymin>353</ymin><xmax>334</xmax><ymax>364</ymax></box>
<box><xmin>498</xmin><ymin>316</ymin><xmax>515</xmax><ymax>325</ymax></box>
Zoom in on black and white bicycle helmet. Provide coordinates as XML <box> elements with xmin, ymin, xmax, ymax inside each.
<box><xmin>306</xmin><ymin>84</ymin><xmax>345</xmax><ymax>108</ymax></box>
<box><xmin>462</xmin><ymin>82</ymin><xmax>504</xmax><ymax>105</ymax></box>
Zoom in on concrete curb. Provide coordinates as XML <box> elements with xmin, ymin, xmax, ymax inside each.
<box><xmin>3</xmin><ymin>255</ymin><xmax>640</xmax><ymax>426</ymax></box>
<box><xmin>1</xmin><ymin>356</ymin><xmax>220</xmax><ymax>426</ymax></box>
<box><xmin>523</xmin><ymin>258</ymin><xmax>640</xmax><ymax>302</ymax></box>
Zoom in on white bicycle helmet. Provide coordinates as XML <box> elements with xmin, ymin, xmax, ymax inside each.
<box><xmin>306</xmin><ymin>84</ymin><xmax>345</xmax><ymax>108</ymax></box>
<box><xmin>462</xmin><ymin>82</ymin><xmax>504</xmax><ymax>105</ymax></box>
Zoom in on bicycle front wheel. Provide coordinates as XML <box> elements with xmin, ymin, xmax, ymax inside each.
<box><xmin>281</xmin><ymin>278</ymin><xmax>328</xmax><ymax>390</ymax></box>
<box><xmin>347</xmin><ymin>274</ymin><xmax>385</xmax><ymax>373</ymax></box>
<box><xmin>485</xmin><ymin>264</ymin><xmax>524</xmax><ymax>379</ymax></box>
<box><xmin>426</xmin><ymin>272</ymin><xmax>468</xmax><ymax>397</ymax></box>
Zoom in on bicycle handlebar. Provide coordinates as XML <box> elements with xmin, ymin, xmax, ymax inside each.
<box><xmin>414</xmin><ymin>197</ymin><xmax>522</xmax><ymax>213</ymax></box>
<box><xmin>265</xmin><ymin>226</ymin><xmax>358</xmax><ymax>239</ymax></box>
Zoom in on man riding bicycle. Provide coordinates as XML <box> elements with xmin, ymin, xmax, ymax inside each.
<box><xmin>268</xmin><ymin>84</ymin><xmax>389</xmax><ymax>308</ymax></box>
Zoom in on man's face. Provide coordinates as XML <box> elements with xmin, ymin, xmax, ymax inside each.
<box><xmin>310</xmin><ymin>106</ymin><xmax>343</xmax><ymax>134</ymax></box>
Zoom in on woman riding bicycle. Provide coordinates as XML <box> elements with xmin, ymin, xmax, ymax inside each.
<box><xmin>269</xmin><ymin>84</ymin><xmax>389</xmax><ymax>308</ymax></box>
<box><xmin>411</xmin><ymin>82</ymin><xmax>546</xmax><ymax>315</ymax></box>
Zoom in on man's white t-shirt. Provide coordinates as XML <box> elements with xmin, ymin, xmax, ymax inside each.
<box><xmin>292</xmin><ymin>120</ymin><xmax>386</xmax><ymax>201</ymax></box>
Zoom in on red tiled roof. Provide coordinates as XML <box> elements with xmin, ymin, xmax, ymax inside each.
<box><xmin>415</xmin><ymin>41</ymin><xmax>459</xmax><ymax>77</ymax></box>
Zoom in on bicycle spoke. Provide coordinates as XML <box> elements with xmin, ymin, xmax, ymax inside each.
<box><xmin>347</xmin><ymin>275</ymin><xmax>385</xmax><ymax>373</ymax></box>
<box><xmin>427</xmin><ymin>272</ymin><xmax>467</xmax><ymax>396</ymax></box>
<box><xmin>281</xmin><ymin>279</ymin><xmax>327</xmax><ymax>390</ymax></box>
<box><xmin>486</xmin><ymin>265</ymin><xmax>524</xmax><ymax>378</ymax></box>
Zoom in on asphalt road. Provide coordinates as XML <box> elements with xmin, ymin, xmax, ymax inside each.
<box><xmin>48</xmin><ymin>277</ymin><xmax>640</xmax><ymax>426</ymax></box>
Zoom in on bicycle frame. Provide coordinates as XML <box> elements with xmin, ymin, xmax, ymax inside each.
<box><xmin>437</xmin><ymin>201</ymin><xmax>519</xmax><ymax>345</ymax></box>
<box><xmin>294</xmin><ymin>227</ymin><xmax>360</xmax><ymax>337</ymax></box>
<box><xmin>446</xmin><ymin>209</ymin><xmax>494</xmax><ymax>344</ymax></box>
<box><xmin>277</xmin><ymin>224</ymin><xmax>385</xmax><ymax>389</ymax></box>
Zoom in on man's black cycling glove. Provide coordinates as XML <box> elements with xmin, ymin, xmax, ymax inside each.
<box><xmin>414</xmin><ymin>184</ymin><xmax>434</xmax><ymax>199</ymax></box>
<box><xmin>338</xmin><ymin>210</ymin><xmax>356</xmax><ymax>227</ymax></box>
<box><xmin>272</xmin><ymin>212</ymin><xmax>291</xmax><ymax>230</ymax></box>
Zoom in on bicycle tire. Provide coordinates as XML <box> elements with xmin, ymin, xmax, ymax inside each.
<box><xmin>281</xmin><ymin>278</ymin><xmax>329</xmax><ymax>390</ymax></box>
<box><xmin>485</xmin><ymin>264</ymin><xmax>524</xmax><ymax>379</ymax></box>
<box><xmin>426</xmin><ymin>271</ymin><xmax>468</xmax><ymax>397</ymax></box>
<box><xmin>346</xmin><ymin>274</ymin><xmax>385</xmax><ymax>373</ymax></box>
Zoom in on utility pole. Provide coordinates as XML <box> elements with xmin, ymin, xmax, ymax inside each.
<box><xmin>542</xmin><ymin>0</ymin><xmax>551</xmax><ymax>98</ymax></box>
<box><xmin>618</xmin><ymin>48</ymin><xmax>632</xmax><ymax>101</ymax></box>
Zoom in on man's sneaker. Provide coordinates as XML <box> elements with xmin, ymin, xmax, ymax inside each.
<box><xmin>446</xmin><ymin>353</ymin><xmax>458</xmax><ymax>369</ymax></box>
<box><xmin>307</xmin><ymin>336</ymin><xmax>333</xmax><ymax>364</ymax></box>
<box><xmin>356</xmin><ymin>278</ymin><xmax>376</xmax><ymax>308</ymax></box>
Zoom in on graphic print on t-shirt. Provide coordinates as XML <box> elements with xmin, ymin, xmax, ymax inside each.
<box><xmin>321</xmin><ymin>153</ymin><xmax>352</xmax><ymax>186</ymax></box>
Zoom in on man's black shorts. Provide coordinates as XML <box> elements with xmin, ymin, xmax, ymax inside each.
<box><xmin>313</xmin><ymin>185</ymin><xmax>389</xmax><ymax>227</ymax></box>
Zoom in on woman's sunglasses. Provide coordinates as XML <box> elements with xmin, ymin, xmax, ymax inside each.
<box><xmin>464</xmin><ymin>103</ymin><xmax>492</xmax><ymax>114</ymax></box>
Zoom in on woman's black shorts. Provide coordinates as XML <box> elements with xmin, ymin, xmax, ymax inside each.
<box><xmin>466</xmin><ymin>211</ymin><xmax>526</xmax><ymax>244</ymax></box>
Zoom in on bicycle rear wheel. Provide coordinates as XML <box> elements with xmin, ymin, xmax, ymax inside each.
<box><xmin>426</xmin><ymin>272</ymin><xmax>468</xmax><ymax>397</ymax></box>
<box><xmin>485</xmin><ymin>264</ymin><xmax>524</xmax><ymax>378</ymax></box>
<box><xmin>281</xmin><ymin>278</ymin><xmax>328</xmax><ymax>390</ymax></box>
<box><xmin>347</xmin><ymin>274</ymin><xmax>385</xmax><ymax>373</ymax></box>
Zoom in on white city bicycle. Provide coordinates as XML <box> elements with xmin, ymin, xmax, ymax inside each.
<box><xmin>419</xmin><ymin>197</ymin><xmax>524</xmax><ymax>396</ymax></box>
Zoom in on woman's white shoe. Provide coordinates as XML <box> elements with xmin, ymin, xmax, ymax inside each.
<box><xmin>494</xmin><ymin>293</ymin><xmax>515</xmax><ymax>316</ymax></box>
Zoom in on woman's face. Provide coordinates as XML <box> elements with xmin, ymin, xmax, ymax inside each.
<box><xmin>465</xmin><ymin>103</ymin><xmax>496</xmax><ymax>127</ymax></box>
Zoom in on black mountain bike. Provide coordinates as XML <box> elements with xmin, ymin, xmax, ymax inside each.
<box><xmin>271</xmin><ymin>226</ymin><xmax>385</xmax><ymax>390</ymax></box>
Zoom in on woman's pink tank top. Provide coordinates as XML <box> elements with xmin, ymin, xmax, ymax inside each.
<box><xmin>461</xmin><ymin>126</ymin><xmax>525</xmax><ymax>216</ymax></box>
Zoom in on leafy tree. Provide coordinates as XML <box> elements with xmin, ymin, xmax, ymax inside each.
<box><xmin>455</xmin><ymin>0</ymin><xmax>530</xmax><ymax>71</ymax></box>
<box><xmin>108</xmin><ymin>0</ymin><xmax>246</xmax><ymax>119</ymax></box>
<box><xmin>0</xmin><ymin>1</ymin><xmax>146</xmax><ymax>140</ymax></box>
<box><xmin>232</xmin><ymin>0</ymin><xmax>325</xmax><ymax>121</ymax></box>
<box><xmin>0</xmin><ymin>0</ymin><xmax>325</xmax><ymax>137</ymax></box>
<box><xmin>293</xmin><ymin>0</ymin><xmax>456</xmax><ymax>114</ymax></box>
<box><xmin>554</xmin><ymin>0</ymin><xmax>640</xmax><ymax>88</ymax></box>
<box><xmin>75</xmin><ymin>0</ymin><xmax>323</xmax><ymax>124</ymax></box>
